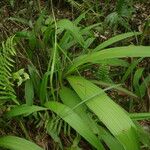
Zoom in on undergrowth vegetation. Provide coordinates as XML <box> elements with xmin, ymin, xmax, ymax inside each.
<box><xmin>0</xmin><ymin>0</ymin><xmax>150</xmax><ymax>150</ymax></box>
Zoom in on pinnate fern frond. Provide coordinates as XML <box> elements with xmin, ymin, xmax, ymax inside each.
<box><xmin>0</xmin><ymin>36</ymin><xmax>18</xmax><ymax>104</ymax></box>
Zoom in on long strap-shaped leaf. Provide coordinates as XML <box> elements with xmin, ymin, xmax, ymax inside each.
<box><xmin>45</xmin><ymin>101</ymin><xmax>105</xmax><ymax>150</ymax></box>
<box><xmin>67</xmin><ymin>76</ymin><xmax>140</xmax><ymax>150</ymax></box>
<box><xmin>130</xmin><ymin>113</ymin><xmax>150</xmax><ymax>120</ymax></box>
<box><xmin>66</xmin><ymin>46</ymin><xmax>150</xmax><ymax>75</ymax></box>
<box><xmin>0</xmin><ymin>136</ymin><xmax>43</xmax><ymax>150</ymax></box>
<box><xmin>94</xmin><ymin>32</ymin><xmax>141</xmax><ymax>51</ymax></box>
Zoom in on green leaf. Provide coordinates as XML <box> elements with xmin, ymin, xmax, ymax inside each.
<box><xmin>66</xmin><ymin>46</ymin><xmax>150</xmax><ymax>75</ymax></box>
<box><xmin>91</xmin><ymin>80</ymin><xmax>137</xmax><ymax>98</ymax></box>
<box><xmin>94</xmin><ymin>32</ymin><xmax>141</xmax><ymax>51</ymax></box>
<box><xmin>5</xmin><ymin>105</ymin><xmax>47</xmax><ymax>118</ymax></box>
<box><xmin>130</xmin><ymin>113</ymin><xmax>150</xmax><ymax>120</ymax></box>
<box><xmin>133</xmin><ymin>68</ymin><xmax>144</xmax><ymax>97</ymax></box>
<box><xmin>25</xmin><ymin>79</ymin><xmax>34</xmax><ymax>106</ymax></box>
<box><xmin>74</xmin><ymin>10</ymin><xmax>89</xmax><ymax>25</ymax></box>
<box><xmin>16</xmin><ymin>31</ymin><xmax>36</xmax><ymax>50</ymax></box>
<box><xmin>67</xmin><ymin>76</ymin><xmax>140</xmax><ymax>150</ymax></box>
<box><xmin>59</xmin><ymin>87</ymin><xmax>99</xmax><ymax>134</ymax></box>
<box><xmin>98</xmin><ymin>126</ymin><xmax>124</xmax><ymax>150</ymax></box>
<box><xmin>57</xmin><ymin>19</ymin><xmax>85</xmax><ymax>47</ymax></box>
<box><xmin>96</xmin><ymin>58</ymin><xmax>129</xmax><ymax>67</ymax></box>
<box><xmin>135</xmin><ymin>122</ymin><xmax>150</xmax><ymax>148</ymax></box>
<box><xmin>45</xmin><ymin>101</ymin><xmax>105</xmax><ymax>150</ymax></box>
<box><xmin>0</xmin><ymin>136</ymin><xmax>43</xmax><ymax>150</ymax></box>
<box><xmin>122</xmin><ymin>58</ymin><xmax>143</xmax><ymax>82</ymax></box>
<box><xmin>39</xmin><ymin>71</ymin><xmax>51</xmax><ymax>105</ymax></box>
<box><xmin>139</xmin><ymin>75</ymin><xmax>150</xmax><ymax>98</ymax></box>
<box><xmin>28</xmin><ymin>65</ymin><xmax>41</xmax><ymax>97</ymax></box>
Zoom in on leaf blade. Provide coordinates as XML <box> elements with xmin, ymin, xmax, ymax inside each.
<box><xmin>45</xmin><ymin>101</ymin><xmax>105</xmax><ymax>150</ymax></box>
<box><xmin>0</xmin><ymin>136</ymin><xmax>43</xmax><ymax>150</ymax></box>
<box><xmin>67</xmin><ymin>76</ymin><xmax>140</xmax><ymax>150</ymax></box>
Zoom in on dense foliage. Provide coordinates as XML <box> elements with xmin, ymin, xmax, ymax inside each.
<box><xmin>0</xmin><ymin>0</ymin><xmax>150</xmax><ymax>150</ymax></box>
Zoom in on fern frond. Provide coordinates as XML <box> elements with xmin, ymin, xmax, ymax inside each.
<box><xmin>66</xmin><ymin>0</ymin><xmax>84</xmax><ymax>11</ymax></box>
<box><xmin>96</xmin><ymin>65</ymin><xmax>112</xmax><ymax>83</ymax></box>
<box><xmin>0</xmin><ymin>36</ymin><xmax>18</xmax><ymax>104</ymax></box>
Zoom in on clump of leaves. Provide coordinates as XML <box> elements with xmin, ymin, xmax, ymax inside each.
<box><xmin>1</xmin><ymin>14</ymin><xmax>150</xmax><ymax>150</ymax></box>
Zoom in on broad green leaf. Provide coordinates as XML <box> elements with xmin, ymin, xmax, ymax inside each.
<box><xmin>59</xmin><ymin>87</ymin><xmax>99</xmax><ymax>134</ymax></box>
<box><xmin>94</xmin><ymin>32</ymin><xmax>141</xmax><ymax>51</ymax></box>
<box><xmin>45</xmin><ymin>101</ymin><xmax>105</xmax><ymax>150</ymax></box>
<box><xmin>5</xmin><ymin>105</ymin><xmax>47</xmax><ymax>118</ymax></box>
<box><xmin>57</xmin><ymin>19</ymin><xmax>85</xmax><ymax>47</ymax></box>
<box><xmin>25</xmin><ymin>79</ymin><xmax>34</xmax><ymax>106</ymax></box>
<box><xmin>0</xmin><ymin>136</ymin><xmax>43</xmax><ymax>150</ymax></box>
<box><xmin>60</xmin><ymin>87</ymin><xmax>125</xmax><ymax>150</ymax></box>
<box><xmin>67</xmin><ymin>76</ymin><xmax>140</xmax><ymax>150</ymax></box>
<box><xmin>66</xmin><ymin>46</ymin><xmax>150</xmax><ymax>75</ymax></box>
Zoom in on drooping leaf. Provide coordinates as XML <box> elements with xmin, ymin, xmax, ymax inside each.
<box><xmin>5</xmin><ymin>105</ymin><xmax>47</xmax><ymax>118</ymax></box>
<box><xmin>0</xmin><ymin>136</ymin><xmax>43</xmax><ymax>150</ymax></box>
